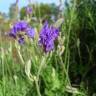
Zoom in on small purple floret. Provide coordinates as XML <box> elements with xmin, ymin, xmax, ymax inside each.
<box><xmin>18</xmin><ymin>37</ymin><xmax>24</xmax><ymax>44</ymax></box>
<box><xmin>26</xmin><ymin>27</ymin><xmax>35</xmax><ymax>38</ymax></box>
<box><xmin>25</xmin><ymin>6</ymin><xmax>32</xmax><ymax>14</ymax></box>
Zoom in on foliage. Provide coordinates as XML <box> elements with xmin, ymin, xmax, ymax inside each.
<box><xmin>20</xmin><ymin>3</ymin><xmax>59</xmax><ymax>22</ymax></box>
<box><xmin>0</xmin><ymin>0</ymin><xmax>96</xmax><ymax>95</ymax></box>
<box><xmin>64</xmin><ymin>0</ymin><xmax>96</xmax><ymax>95</ymax></box>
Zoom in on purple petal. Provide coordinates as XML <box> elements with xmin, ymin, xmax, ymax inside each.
<box><xmin>18</xmin><ymin>37</ymin><xmax>24</xmax><ymax>44</ymax></box>
<box><xmin>26</xmin><ymin>27</ymin><xmax>35</xmax><ymax>38</ymax></box>
<box><xmin>46</xmin><ymin>40</ymin><xmax>54</xmax><ymax>52</ymax></box>
<box><xmin>20</xmin><ymin>21</ymin><xmax>28</xmax><ymax>31</ymax></box>
<box><xmin>26</xmin><ymin>6</ymin><xmax>32</xmax><ymax>14</ymax></box>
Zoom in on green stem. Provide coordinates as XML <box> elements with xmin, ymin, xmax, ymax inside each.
<box><xmin>1</xmin><ymin>48</ymin><xmax>5</xmax><ymax>96</ymax></box>
<box><xmin>64</xmin><ymin>0</ymin><xmax>76</xmax><ymax>86</ymax></box>
<box><xmin>35</xmin><ymin>79</ymin><xmax>41</xmax><ymax>96</ymax></box>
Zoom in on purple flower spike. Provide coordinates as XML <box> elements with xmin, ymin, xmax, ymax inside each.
<box><xmin>9</xmin><ymin>20</ymin><xmax>35</xmax><ymax>44</ymax></box>
<box><xmin>14</xmin><ymin>21</ymin><xmax>28</xmax><ymax>31</ymax></box>
<box><xmin>9</xmin><ymin>21</ymin><xmax>28</xmax><ymax>37</ymax></box>
<box><xmin>39</xmin><ymin>21</ymin><xmax>59</xmax><ymax>52</ymax></box>
<box><xmin>25</xmin><ymin>6</ymin><xmax>32</xmax><ymax>15</ymax></box>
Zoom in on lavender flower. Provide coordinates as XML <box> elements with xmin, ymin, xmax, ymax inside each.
<box><xmin>26</xmin><ymin>27</ymin><xmax>35</xmax><ymax>38</ymax></box>
<box><xmin>18</xmin><ymin>37</ymin><xmax>24</xmax><ymax>44</ymax></box>
<box><xmin>39</xmin><ymin>21</ymin><xmax>59</xmax><ymax>52</ymax></box>
<box><xmin>25</xmin><ymin>6</ymin><xmax>32</xmax><ymax>15</ymax></box>
<box><xmin>9</xmin><ymin>21</ymin><xmax>35</xmax><ymax>44</ymax></box>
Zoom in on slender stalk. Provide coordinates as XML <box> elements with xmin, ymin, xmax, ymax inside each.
<box><xmin>35</xmin><ymin>79</ymin><xmax>41</xmax><ymax>96</ymax></box>
<box><xmin>35</xmin><ymin>57</ymin><xmax>46</xmax><ymax>96</ymax></box>
<box><xmin>1</xmin><ymin>48</ymin><xmax>5</xmax><ymax>96</ymax></box>
<box><xmin>64</xmin><ymin>0</ymin><xmax>76</xmax><ymax>86</ymax></box>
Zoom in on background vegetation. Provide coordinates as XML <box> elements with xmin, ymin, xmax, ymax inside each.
<box><xmin>0</xmin><ymin>0</ymin><xmax>96</xmax><ymax>96</ymax></box>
